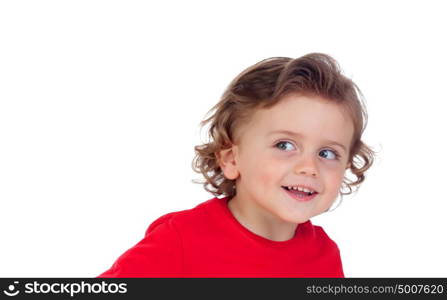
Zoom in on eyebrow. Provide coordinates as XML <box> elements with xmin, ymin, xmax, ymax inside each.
<box><xmin>267</xmin><ymin>129</ymin><xmax>348</xmax><ymax>152</ymax></box>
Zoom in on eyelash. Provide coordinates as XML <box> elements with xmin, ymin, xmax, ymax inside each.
<box><xmin>274</xmin><ymin>140</ymin><xmax>341</xmax><ymax>160</ymax></box>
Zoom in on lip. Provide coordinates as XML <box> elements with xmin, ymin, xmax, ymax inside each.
<box><xmin>282</xmin><ymin>186</ymin><xmax>318</xmax><ymax>202</ymax></box>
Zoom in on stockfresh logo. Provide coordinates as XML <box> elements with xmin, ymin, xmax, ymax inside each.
<box><xmin>3</xmin><ymin>281</ymin><xmax>20</xmax><ymax>297</ymax></box>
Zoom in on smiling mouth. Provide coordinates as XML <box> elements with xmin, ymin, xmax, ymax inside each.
<box><xmin>281</xmin><ymin>186</ymin><xmax>318</xmax><ymax>196</ymax></box>
<box><xmin>281</xmin><ymin>186</ymin><xmax>319</xmax><ymax>201</ymax></box>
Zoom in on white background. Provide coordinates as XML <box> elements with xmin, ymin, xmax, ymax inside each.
<box><xmin>1</xmin><ymin>0</ymin><xmax>446</xmax><ymax>277</ymax></box>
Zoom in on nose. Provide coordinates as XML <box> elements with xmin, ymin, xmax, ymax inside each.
<box><xmin>294</xmin><ymin>154</ymin><xmax>318</xmax><ymax>177</ymax></box>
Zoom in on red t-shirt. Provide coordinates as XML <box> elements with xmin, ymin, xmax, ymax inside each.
<box><xmin>98</xmin><ymin>196</ymin><xmax>344</xmax><ymax>277</ymax></box>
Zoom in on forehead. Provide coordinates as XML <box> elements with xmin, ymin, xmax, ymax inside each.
<box><xmin>242</xmin><ymin>94</ymin><xmax>354</xmax><ymax>146</ymax></box>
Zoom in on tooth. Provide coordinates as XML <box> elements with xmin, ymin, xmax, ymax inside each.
<box><xmin>285</xmin><ymin>186</ymin><xmax>316</xmax><ymax>194</ymax></box>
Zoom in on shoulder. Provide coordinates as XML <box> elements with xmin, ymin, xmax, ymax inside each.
<box><xmin>308</xmin><ymin>223</ymin><xmax>341</xmax><ymax>253</ymax></box>
<box><xmin>144</xmin><ymin>197</ymin><xmax>219</xmax><ymax>237</ymax></box>
<box><xmin>306</xmin><ymin>223</ymin><xmax>344</xmax><ymax>277</ymax></box>
<box><xmin>98</xmin><ymin>198</ymin><xmax>217</xmax><ymax>278</ymax></box>
<box><xmin>98</xmin><ymin>215</ymin><xmax>184</xmax><ymax>277</ymax></box>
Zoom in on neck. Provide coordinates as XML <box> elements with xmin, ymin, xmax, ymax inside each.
<box><xmin>227</xmin><ymin>195</ymin><xmax>298</xmax><ymax>242</ymax></box>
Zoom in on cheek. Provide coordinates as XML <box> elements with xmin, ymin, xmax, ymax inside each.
<box><xmin>255</xmin><ymin>157</ymin><xmax>285</xmax><ymax>188</ymax></box>
<box><xmin>238</xmin><ymin>154</ymin><xmax>263</xmax><ymax>187</ymax></box>
<box><xmin>318</xmin><ymin>171</ymin><xmax>345</xmax><ymax>210</ymax></box>
<box><xmin>325</xmin><ymin>169</ymin><xmax>345</xmax><ymax>193</ymax></box>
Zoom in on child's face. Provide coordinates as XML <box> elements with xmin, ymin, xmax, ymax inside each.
<box><xmin>220</xmin><ymin>93</ymin><xmax>353</xmax><ymax>224</ymax></box>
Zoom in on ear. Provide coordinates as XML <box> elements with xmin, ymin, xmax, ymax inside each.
<box><xmin>216</xmin><ymin>146</ymin><xmax>240</xmax><ymax>180</ymax></box>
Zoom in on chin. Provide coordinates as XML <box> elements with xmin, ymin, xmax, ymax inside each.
<box><xmin>280</xmin><ymin>213</ymin><xmax>311</xmax><ymax>224</ymax></box>
<box><xmin>295</xmin><ymin>217</ymin><xmax>311</xmax><ymax>224</ymax></box>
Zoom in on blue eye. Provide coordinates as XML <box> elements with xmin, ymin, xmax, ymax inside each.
<box><xmin>319</xmin><ymin>149</ymin><xmax>340</xmax><ymax>160</ymax></box>
<box><xmin>275</xmin><ymin>141</ymin><xmax>295</xmax><ymax>151</ymax></box>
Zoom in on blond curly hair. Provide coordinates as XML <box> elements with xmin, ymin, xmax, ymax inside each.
<box><xmin>192</xmin><ymin>53</ymin><xmax>378</xmax><ymax>199</ymax></box>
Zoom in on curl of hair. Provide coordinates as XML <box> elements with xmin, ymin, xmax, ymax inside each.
<box><xmin>192</xmin><ymin>53</ymin><xmax>379</xmax><ymax>199</ymax></box>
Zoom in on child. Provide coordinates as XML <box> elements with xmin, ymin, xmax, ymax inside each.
<box><xmin>98</xmin><ymin>53</ymin><xmax>376</xmax><ymax>278</ymax></box>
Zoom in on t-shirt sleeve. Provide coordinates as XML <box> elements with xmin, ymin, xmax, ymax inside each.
<box><xmin>97</xmin><ymin>213</ymin><xmax>183</xmax><ymax>278</ymax></box>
